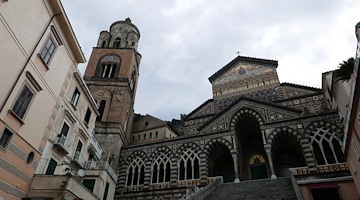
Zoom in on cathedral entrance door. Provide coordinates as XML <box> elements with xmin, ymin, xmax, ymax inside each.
<box><xmin>249</xmin><ymin>154</ymin><xmax>268</xmax><ymax>180</ymax></box>
<box><xmin>250</xmin><ymin>166</ymin><xmax>267</xmax><ymax>180</ymax></box>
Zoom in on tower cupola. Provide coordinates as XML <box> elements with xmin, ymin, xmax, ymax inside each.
<box><xmin>97</xmin><ymin>18</ymin><xmax>140</xmax><ymax>50</ymax></box>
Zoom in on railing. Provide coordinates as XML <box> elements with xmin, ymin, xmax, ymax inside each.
<box><xmin>29</xmin><ymin>175</ymin><xmax>100</xmax><ymax>200</ymax></box>
<box><xmin>73</xmin><ymin>151</ymin><xmax>85</xmax><ymax>168</ymax></box>
<box><xmin>97</xmin><ymin>161</ymin><xmax>117</xmax><ymax>181</ymax></box>
<box><xmin>185</xmin><ymin>176</ymin><xmax>223</xmax><ymax>200</ymax></box>
<box><xmin>90</xmin><ymin>134</ymin><xmax>103</xmax><ymax>157</ymax></box>
<box><xmin>54</xmin><ymin>135</ymin><xmax>72</xmax><ymax>154</ymax></box>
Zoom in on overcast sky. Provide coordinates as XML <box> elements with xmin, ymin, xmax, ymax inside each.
<box><xmin>62</xmin><ymin>0</ymin><xmax>360</xmax><ymax>121</ymax></box>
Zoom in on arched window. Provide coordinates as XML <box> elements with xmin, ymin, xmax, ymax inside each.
<box><xmin>151</xmin><ymin>152</ymin><xmax>171</xmax><ymax>183</ymax></box>
<box><xmin>101</xmin><ymin>64</ymin><xmax>117</xmax><ymax>78</ymax></box>
<box><xmin>178</xmin><ymin>148</ymin><xmax>200</xmax><ymax>180</ymax></box>
<box><xmin>126</xmin><ymin>157</ymin><xmax>145</xmax><ymax>186</ymax></box>
<box><xmin>310</xmin><ymin>127</ymin><xmax>344</xmax><ymax>165</ymax></box>
<box><xmin>101</xmin><ymin>41</ymin><xmax>106</xmax><ymax>47</ymax></box>
<box><xmin>113</xmin><ymin>38</ymin><xmax>121</xmax><ymax>48</ymax></box>
<box><xmin>96</xmin><ymin>100</ymin><xmax>106</xmax><ymax>122</ymax></box>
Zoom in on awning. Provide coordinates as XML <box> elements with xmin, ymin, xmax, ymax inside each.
<box><xmin>88</xmin><ymin>146</ymin><xmax>100</xmax><ymax>161</ymax></box>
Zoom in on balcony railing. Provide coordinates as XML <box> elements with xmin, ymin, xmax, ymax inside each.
<box><xmin>90</xmin><ymin>135</ymin><xmax>102</xmax><ymax>158</ymax></box>
<box><xmin>72</xmin><ymin>151</ymin><xmax>85</xmax><ymax>168</ymax></box>
<box><xmin>53</xmin><ymin>135</ymin><xmax>72</xmax><ymax>154</ymax></box>
<box><xmin>28</xmin><ymin>175</ymin><xmax>100</xmax><ymax>200</ymax></box>
<box><xmin>97</xmin><ymin>161</ymin><xmax>117</xmax><ymax>181</ymax></box>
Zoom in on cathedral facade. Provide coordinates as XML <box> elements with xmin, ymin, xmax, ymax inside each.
<box><xmin>84</xmin><ymin>19</ymin><xmax>358</xmax><ymax>200</ymax></box>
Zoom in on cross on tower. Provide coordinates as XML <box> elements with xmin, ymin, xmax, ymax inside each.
<box><xmin>236</xmin><ymin>51</ymin><xmax>241</xmax><ymax>56</ymax></box>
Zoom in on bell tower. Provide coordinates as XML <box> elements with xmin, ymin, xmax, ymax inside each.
<box><xmin>84</xmin><ymin>18</ymin><xmax>141</xmax><ymax>170</ymax></box>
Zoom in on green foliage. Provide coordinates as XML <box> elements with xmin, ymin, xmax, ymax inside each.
<box><xmin>334</xmin><ymin>57</ymin><xmax>355</xmax><ymax>82</ymax></box>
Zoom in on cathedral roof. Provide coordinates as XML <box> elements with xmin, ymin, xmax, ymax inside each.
<box><xmin>280</xmin><ymin>82</ymin><xmax>321</xmax><ymax>91</ymax></box>
<box><xmin>184</xmin><ymin>99</ymin><xmax>213</xmax><ymax>120</ymax></box>
<box><xmin>208</xmin><ymin>55</ymin><xmax>278</xmax><ymax>83</ymax></box>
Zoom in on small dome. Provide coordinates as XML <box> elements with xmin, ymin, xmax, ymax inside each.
<box><xmin>356</xmin><ymin>21</ymin><xmax>360</xmax><ymax>28</ymax></box>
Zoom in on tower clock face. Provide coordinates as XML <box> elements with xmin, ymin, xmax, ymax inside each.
<box><xmin>107</xmin><ymin>56</ymin><xmax>115</xmax><ymax>62</ymax></box>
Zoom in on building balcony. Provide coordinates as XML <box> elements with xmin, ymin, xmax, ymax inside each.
<box><xmin>82</xmin><ymin>161</ymin><xmax>117</xmax><ymax>181</ymax></box>
<box><xmin>53</xmin><ymin>134</ymin><xmax>72</xmax><ymax>155</ymax></box>
<box><xmin>90</xmin><ymin>134</ymin><xmax>102</xmax><ymax>159</ymax></box>
<box><xmin>27</xmin><ymin>175</ymin><xmax>100</xmax><ymax>200</ymax></box>
<box><xmin>97</xmin><ymin>161</ymin><xmax>117</xmax><ymax>181</ymax></box>
<box><xmin>72</xmin><ymin>151</ymin><xmax>86</xmax><ymax>168</ymax></box>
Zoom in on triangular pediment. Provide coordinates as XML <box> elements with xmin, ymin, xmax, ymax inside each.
<box><xmin>198</xmin><ymin>97</ymin><xmax>302</xmax><ymax>134</ymax></box>
<box><xmin>209</xmin><ymin>56</ymin><xmax>278</xmax><ymax>85</ymax></box>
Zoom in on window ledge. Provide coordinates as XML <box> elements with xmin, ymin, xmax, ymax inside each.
<box><xmin>37</xmin><ymin>54</ymin><xmax>49</xmax><ymax>70</ymax></box>
<box><xmin>70</xmin><ymin>101</ymin><xmax>77</xmax><ymax>110</ymax></box>
<box><xmin>8</xmin><ymin>110</ymin><xmax>25</xmax><ymax>125</ymax></box>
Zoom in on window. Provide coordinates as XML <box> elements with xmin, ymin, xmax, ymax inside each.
<box><xmin>178</xmin><ymin>148</ymin><xmax>200</xmax><ymax>180</ymax></box>
<box><xmin>113</xmin><ymin>38</ymin><xmax>120</xmax><ymax>48</ymax></box>
<box><xmin>12</xmin><ymin>85</ymin><xmax>34</xmax><ymax>119</ymax></box>
<box><xmin>101</xmin><ymin>64</ymin><xmax>116</xmax><ymax>78</ymax></box>
<box><xmin>76</xmin><ymin>140</ymin><xmax>83</xmax><ymax>153</ymax></box>
<box><xmin>71</xmin><ymin>88</ymin><xmax>80</xmax><ymax>107</ymax></box>
<box><xmin>151</xmin><ymin>152</ymin><xmax>171</xmax><ymax>183</ymax></box>
<box><xmin>103</xmin><ymin>182</ymin><xmax>110</xmax><ymax>200</ymax></box>
<box><xmin>45</xmin><ymin>158</ymin><xmax>57</xmax><ymax>175</ymax></box>
<box><xmin>26</xmin><ymin>152</ymin><xmax>35</xmax><ymax>165</ymax></box>
<box><xmin>83</xmin><ymin>179</ymin><xmax>96</xmax><ymax>192</ymax></box>
<box><xmin>40</xmin><ymin>37</ymin><xmax>56</xmax><ymax>64</ymax></box>
<box><xmin>126</xmin><ymin>157</ymin><xmax>145</xmax><ymax>186</ymax></box>
<box><xmin>0</xmin><ymin>128</ymin><xmax>13</xmax><ymax>149</ymax></box>
<box><xmin>96</xmin><ymin>100</ymin><xmax>106</xmax><ymax>122</ymax></box>
<box><xmin>310</xmin><ymin>127</ymin><xmax>344</xmax><ymax>165</ymax></box>
<box><xmin>84</xmin><ymin>108</ymin><xmax>91</xmax><ymax>124</ymax></box>
<box><xmin>59</xmin><ymin>123</ymin><xmax>69</xmax><ymax>137</ymax></box>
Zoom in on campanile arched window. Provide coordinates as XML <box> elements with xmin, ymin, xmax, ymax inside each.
<box><xmin>96</xmin><ymin>55</ymin><xmax>121</xmax><ymax>78</ymax></box>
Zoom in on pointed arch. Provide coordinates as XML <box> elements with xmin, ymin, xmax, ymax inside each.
<box><xmin>149</xmin><ymin>146</ymin><xmax>174</xmax><ymax>184</ymax></box>
<box><xmin>176</xmin><ymin>143</ymin><xmax>202</xmax><ymax>181</ymax></box>
<box><xmin>305</xmin><ymin>121</ymin><xmax>344</xmax><ymax>165</ymax></box>
<box><xmin>125</xmin><ymin>151</ymin><xmax>147</xmax><ymax>186</ymax></box>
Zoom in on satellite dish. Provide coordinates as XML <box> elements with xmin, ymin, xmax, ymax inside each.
<box><xmin>77</xmin><ymin>169</ymin><xmax>85</xmax><ymax>177</ymax></box>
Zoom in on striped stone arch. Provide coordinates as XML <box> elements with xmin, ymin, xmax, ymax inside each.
<box><xmin>116</xmin><ymin>156</ymin><xmax>127</xmax><ymax>194</ymax></box>
<box><xmin>125</xmin><ymin>150</ymin><xmax>148</xmax><ymax>164</ymax></box>
<box><xmin>202</xmin><ymin>137</ymin><xmax>235</xmax><ymax>181</ymax></box>
<box><xmin>304</xmin><ymin>120</ymin><xmax>343</xmax><ymax>137</ymax></box>
<box><xmin>175</xmin><ymin>142</ymin><xmax>203</xmax><ymax>182</ymax></box>
<box><xmin>148</xmin><ymin>146</ymin><xmax>175</xmax><ymax>184</ymax></box>
<box><xmin>266</xmin><ymin>126</ymin><xmax>316</xmax><ymax>173</ymax></box>
<box><xmin>203</xmin><ymin>137</ymin><xmax>234</xmax><ymax>158</ymax></box>
<box><xmin>149</xmin><ymin>146</ymin><xmax>174</xmax><ymax>161</ymax></box>
<box><xmin>175</xmin><ymin>142</ymin><xmax>202</xmax><ymax>157</ymax></box>
<box><xmin>229</xmin><ymin>108</ymin><xmax>265</xmax><ymax>131</ymax></box>
<box><xmin>304</xmin><ymin>120</ymin><xmax>344</xmax><ymax>167</ymax></box>
<box><xmin>266</xmin><ymin>127</ymin><xmax>302</xmax><ymax>146</ymax></box>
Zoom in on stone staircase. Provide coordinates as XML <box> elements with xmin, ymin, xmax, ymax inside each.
<box><xmin>203</xmin><ymin>177</ymin><xmax>298</xmax><ymax>200</ymax></box>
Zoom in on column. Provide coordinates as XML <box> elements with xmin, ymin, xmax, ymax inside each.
<box><xmin>232</xmin><ymin>153</ymin><xmax>240</xmax><ymax>183</ymax></box>
<box><xmin>265</xmin><ymin>146</ymin><xmax>277</xmax><ymax>179</ymax></box>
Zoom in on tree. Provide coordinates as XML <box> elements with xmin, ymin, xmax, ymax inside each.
<box><xmin>334</xmin><ymin>57</ymin><xmax>355</xmax><ymax>82</ymax></box>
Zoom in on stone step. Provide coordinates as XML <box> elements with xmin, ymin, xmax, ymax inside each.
<box><xmin>203</xmin><ymin>177</ymin><xmax>298</xmax><ymax>200</ymax></box>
